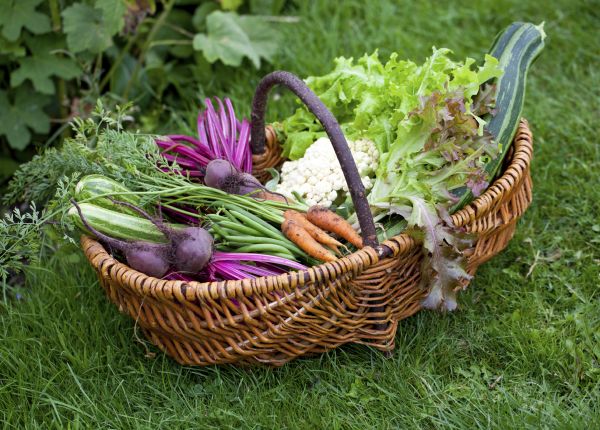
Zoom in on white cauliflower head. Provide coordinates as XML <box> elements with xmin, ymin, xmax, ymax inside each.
<box><xmin>276</xmin><ymin>137</ymin><xmax>379</xmax><ymax>207</ymax></box>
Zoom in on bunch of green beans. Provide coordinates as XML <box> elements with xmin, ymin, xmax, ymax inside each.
<box><xmin>206</xmin><ymin>205</ymin><xmax>315</xmax><ymax>264</ymax></box>
<box><xmin>129</xmin><ymin>170</ymin><xmax>307</xmax><ymax>224</ymax></box>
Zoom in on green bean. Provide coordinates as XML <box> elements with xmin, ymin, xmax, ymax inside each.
<box><xmin>234</xmin><ymin>243</ymin><xmax>296</xmax><ymax>259</ymax></box>
<box><xmin>221</xmin><ymin>209</ymin><xmax>311</xmax><ymax>259</ymax></box>
<box><xmin>233</xmin><ymin>206</ymin><xmax>283</xmax><ymax>236</ymax></box>
<box><xmin>208</xmin><ymin>210</ymin><xmax>307</xmax><ymax>257</ymax></box>
<box><xmin>271</xmin><ymin>252</ymin><xmax>298</xmax><ymax>259</ymax></box>
<box><xmin>205</xmin><ymin>213</ymin><xmax>221</xmax><ymax>221</ymax></box>
<box><xmin>221</xmin><ymin>209</ymin><xmax>239</xmax><ymax>223</ymax></box>
<box><xmin>208</xmin><ymin>223</ymin><xmax>229</xmax><ymax>239</ymax></box>
<box><xmin>224</xmin><ymin>236</ymin><xmax>305</xmax><ymax>256</ymax></box>
<box><xmin>224</xmin><ymin>207</ymin><xmax>281</xmax><ymax>240</ymax></box>
<box><xmin>272</xmin><ymin>252</ymin><xmax>298</xmax><ymax>260</ymax></box>
<box><xmin>216</xmin><ymin>221</ymin><xmax>260</xmax><ymax>237</ymax></box>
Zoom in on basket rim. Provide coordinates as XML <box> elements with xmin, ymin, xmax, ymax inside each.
<box><xmin>81</xmin><ymin>119</ymin><xmax>533</xmax><ymax>302</ymax></box>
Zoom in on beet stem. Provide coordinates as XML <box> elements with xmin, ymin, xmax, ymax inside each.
<box><xmin>107</xmin><ymin>198</ymin><xmax>172</xmax><ymax>240</ymax></box>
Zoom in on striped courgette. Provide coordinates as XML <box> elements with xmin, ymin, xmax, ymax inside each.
<box><xmin>74</xmin><ymin>174</ymin><xmax>142</xmax><ymax>215</ymax></box>
<box><xmin>450</xmin><ymin>22</ymin><xmax>545</xmax><ymax>213</ymax></box>
<box><xmin>68</xmin><ymin>203</ymin><xmax>169</xmax><ymax>243</ymax></box>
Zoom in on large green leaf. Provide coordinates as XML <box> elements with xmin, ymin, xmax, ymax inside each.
<box><xmin>0</xmin><ymin>37</ymin><xmax>26</xmax><ymax>57</ymax></box>
<box><xmin>10</xmin><ymin>35</ymin><xmax>82</xmax><ymax>95</ymax></box>
<box><xmin>192</xmin><ymin>2</ymin><xmax>219</xmax><ymax>31</ymax></box>
<box><xmin>62</xmin><ymin>3</ymin><xmax>115</xmax><ymax>54</ymax></box>
<box><xmin>193</xmin><ymin>11</ymin><xmax>279</xmax><ymax>69</ymax></box>
<box><xmin>238</xmin><ymin>15</ymin><xmax>279</xmax><ymax>65</ymax></box>
<box><xmin>0</xmin><ymin>0</ymin><xmax>51</xmax><ymax>42</ymax></box>
<box><xmin>0</xmin><ymin>87</ymin><xmax>50</xmax><ymax>150</ymax></box>
<box><xmin>96</xmin><ymin>0</ymin><xmax>127</xmax><ymax>35</ymax></box>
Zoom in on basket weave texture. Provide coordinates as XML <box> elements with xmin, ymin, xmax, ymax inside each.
<box><xmin>81</xmin><ymin>120</ymin><xmax>533</xmax><ymax>366</ymax></box>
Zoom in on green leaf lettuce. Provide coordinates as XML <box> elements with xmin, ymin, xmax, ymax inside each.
<box><xmin>279</xmin><ymin>48</ymin><xmax>503</xmax><ymax>310</ymax></box>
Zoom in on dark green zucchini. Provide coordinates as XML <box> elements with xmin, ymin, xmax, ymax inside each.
<box><xmin>450</xmin><ymin>22</ymin><xmax>545</xmax><ymax>213</ymax></box>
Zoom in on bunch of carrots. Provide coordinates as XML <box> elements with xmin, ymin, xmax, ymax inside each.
<box><xmin>282</xmin><ymin>208</ymin><xmax>362</xmax><ymax>262</ymax></box>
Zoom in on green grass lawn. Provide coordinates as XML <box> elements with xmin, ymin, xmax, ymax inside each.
<box><xmin>1</xmin><ymin>0</ymin><xmax>599</xmax><ymax>428</ymax></box>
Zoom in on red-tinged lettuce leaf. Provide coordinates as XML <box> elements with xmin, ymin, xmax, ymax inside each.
<box><xmin>369</xmin><ymin>87</ymin><xmax>499</xmax><ymax>214</ymax></box>
<box><xmin>472</xmin><ymin>83</ymin><xmax>498</xmax><ymax>118</ymax></box>
<box><xmin>465</xmin><ymin>169</ymin><xmax>489</xmax><ymax>197</ymax></box>
<box><xmin>420</xmin><ymin>241</ymin><xmax>473</xmax><ymax>311</ymax></box>
<box><xmin>371</xmin><ymin>86</ymin><xmax>495</xmax><ymax>311</ymax></box>
<box><xmin>407</xmin><ymin>198</ymin><xmax>474</xmax><ymax>311</ymax></box>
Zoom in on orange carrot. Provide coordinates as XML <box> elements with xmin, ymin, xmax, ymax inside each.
<box><xmin>306</xmin><ymin>206</ymin><xmax>363</xmax><ymax>248</ymax></box>
<box><xmin>284</xmin><ymin>210</ymin><xmax>344</xmax><ymax>254</ymax></box>
<box><xmin>282</xmin><ymin>219</ymin><xmax>336</xmax><ymax>262</ymax></box>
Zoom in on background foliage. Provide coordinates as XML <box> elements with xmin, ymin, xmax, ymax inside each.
<box><xmin>1</xmin><ymin>0</ymin><xmax>599</xmax><ymax>428</ymax></box>
<box><xmin>0</xmin><ymin>0</ymin><xmax>287</xmax><ymax>188</ymax></box>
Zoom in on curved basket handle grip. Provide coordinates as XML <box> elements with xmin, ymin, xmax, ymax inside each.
<box><xmin>250</xmin><ymin>71</ymin><xmax>378</xmax><ymax>248</ymax></box>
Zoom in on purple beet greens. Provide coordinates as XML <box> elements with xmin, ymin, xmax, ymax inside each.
<box><xmin>155</xmin><ymin>97</ymin><xmax>253</xmax><ymax>179</ymax></box>
<box><xmin>166</xmin><ymin>251</ymin><xmax>306</xmax><ymax>282</ymax></box>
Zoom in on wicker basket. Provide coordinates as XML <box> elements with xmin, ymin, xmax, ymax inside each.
<box><xmin>81</xmin><ymin>73</ymin><xmax>533</xmax><ymax>367</ymax></box>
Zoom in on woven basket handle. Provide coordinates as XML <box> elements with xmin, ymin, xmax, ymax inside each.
<box><xmin>250</xmin><ymin>71</ymin><xmax>378</xmax><ymax>248</ymax></box>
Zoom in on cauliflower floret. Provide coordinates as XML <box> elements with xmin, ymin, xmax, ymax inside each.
<box><xmin>362</xmin><ymin>176</ymin><xmax>373</xmax><ymax>190</ymax></box>
<box><xmin>276</xmin><ymin>137</ymin><xmax>379</xmax><ymax>207</ymax></box>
